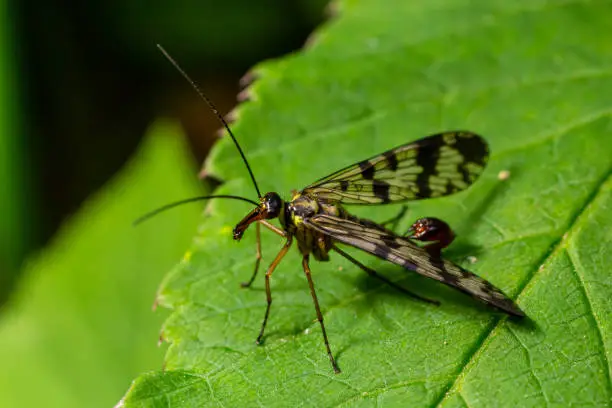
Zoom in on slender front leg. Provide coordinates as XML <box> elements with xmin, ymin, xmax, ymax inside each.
<box><xmin>242</xmin><ymin>220</ymin><xmax>287</xmax><ymax>288</ymax></box>
<box><xmin>302</xmin><ymin>255</ymin><xmax>341</xmax><ymax>374</ymax></box>
<box><xmin>256</xmin><ymin>236</ymin><xmax>293</xmax><ymax>344</ymax></box>
<box><xmin>332</xmin><ymin>245</ymin><xmax>439</xmax><ymax>306</ymax></box>
<box><xmin>259</xmin><ymin>220</ymin><xmax>287</xmax><ymax>237</ymax></box>
<box><xmin>241</xmin><ymin>222</ymin><xmax>262</xmax><ymax>287</ymax></box>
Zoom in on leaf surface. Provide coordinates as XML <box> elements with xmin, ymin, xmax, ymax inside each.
<box><xmin>122</xmin><ymin>1</ymin><xmax>612</xmax><ymax>406</ymax></box>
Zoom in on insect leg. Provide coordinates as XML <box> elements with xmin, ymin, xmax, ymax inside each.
<box><xmin>259</xmin><ymin>220</ymin><xmax>287</xmax><ymax>237</ymax></box>
<box><xmin>241</xmin><ymin>222</ymin><xmax>262</xmax><ymax>288</ymax></box>
<box><xmin>241</xmin><ymin>220</ymin><xmax>287</xmax><ymax>288</ymax></box>
<box><xmin>256</xmin><ymin>236</ymin><xmax>293</xmax><ymax>345</ymax></box>
<box><xmin>302</xmin><ymin>254</ymin><xmax>341</xmax><ymax>374</ymax></box>
<box><xmin>379</xmin><ymin>205</ymin><xmax>408</xmax><ymax>232</ymax></box>
<box><xmin>332</xmin><ymin>244</ymin><xmax>440</xmax><ymax>306</ymax></box>
<box><xmin>406</xmin><ymin>217</ymin><xmax>455</xmax><ymax>258</ymax></box>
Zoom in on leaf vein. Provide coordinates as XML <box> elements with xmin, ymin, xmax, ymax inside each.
<box><xmin>430</xmin><ymin>166</ymin><xmax>612</xmax><ymax>407</ymax></box>
<box><xmin>507</xmin><ymin>327</ymin><xmax>550</xmax><ymax>406</ymax></box>
<box><xmin>565</xmin><ymin>246</ymin><xmax>612</xmax><ymax>405</ymax></box>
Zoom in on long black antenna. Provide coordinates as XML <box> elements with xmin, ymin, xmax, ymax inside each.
<box><xmin>157</xmin><ymin>44</ymin><xmax>262</xmax><ymax>199</ymax></box>
<box><xmin>133</xmin><ymin>195</ymin><xmax>259</xmax><ymax>226</ymax></box>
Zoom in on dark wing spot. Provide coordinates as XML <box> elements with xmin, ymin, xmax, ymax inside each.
<box><xmin>455</xmin><ymin>133</ymin><xmax>489</xmax><ymax>166</ymax></box>
<box><xmin>372</xmin><ymin>181</ymin><xmax>391</xmax><ymax>203</ymax></box>
<box><xmin>358</xmin><ymin>160</ymin><xmax>375</xmax><ymax>180</ymax></box>
<box><xmin>415</xmin><ymin>142</ymin><xmax>441</xmax><ymax>198</ymax></box>
<box><xmin>383</xmin><ymin>151</ymin><xmax>399</xmax><ymax>171</ymax></box>
<box><xmin>427</xmin><ymin>251</ymin><xmax>448</xmax><ymax>276</ymax></box>
<box><xmin>339</xmin><ymin>180</ymin><xmax>349</xmax><ymax>191</ymax></box>
<box><xmin>440</xmin><ymin>268</ymin><xmax>460</xmax><ymax>286</ymax></box>
<box><xmin>459</xmin><ymin>166</ymin><xmax>472</xmax><ymax>184</ymax></box>
<box><xmin>401</xmin><ymin>257</ymin><xmax>417</xmax><ymax>270</ymax></box>
<box><xmin>381</xmin><ymin>234</ymin><xmax>402</xmax><ymax>249</ymax></box>
<box><xmin>445</xmin><ymin>180</ymin><xmax>455</xmax><ymax>195</ymax></box>
<box><xmin>454</xmin><ymin>134</ymin><xmax>488</xmax><ymax>184</ymax></box>
<box><xmin>372</xmin><ymin>242</ymin><xmax>392</xmax><ymax>259</ymax></box>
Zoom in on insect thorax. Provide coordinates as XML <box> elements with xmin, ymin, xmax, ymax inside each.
<box><xmin>281</xmin><ymin>193</ymin><xmax>346</xmax><ymax>261</ymax></box>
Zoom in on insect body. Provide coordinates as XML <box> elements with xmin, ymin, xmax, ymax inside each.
<box><xmin>229</xmin><ymin>133</ymin><xmax>524</xmax><ymax>373</ymax></box>
<box><xmin>142</xmin><ymin>45</ymin><xmax>525</xmax><ymax>374</ymax></box>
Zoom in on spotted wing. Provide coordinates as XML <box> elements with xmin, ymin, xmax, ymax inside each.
<box><xmin>303</xmin><ymin>214</ymin><xmax>523</xmax><ymax>316</ymax></box>
<box><xmin>301</xmin><ymin>131</ymin><xmax>488</xmax><ymax>204</ymax></box>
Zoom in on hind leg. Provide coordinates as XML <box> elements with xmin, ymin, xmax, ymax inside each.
<box><xmin>332</xmin><ymin>245</ymin><xmax>439</xmax><ymax>306</ymax></box>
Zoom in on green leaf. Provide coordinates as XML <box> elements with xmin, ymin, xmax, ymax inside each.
<box><xmin>0</xmin><ymin>122</ymin><xmax>204</xmax><ymax>408</ymax></box>
<box><xmin>122</xmin><ymin>1</ymin><xmax>612</xmax><ymax>406</ymax></box>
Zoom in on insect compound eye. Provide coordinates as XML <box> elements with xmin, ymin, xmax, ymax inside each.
<box><xmin>263</xmin><ymin>192</ymin><xmax>282</xmax><ymax>219</ymax></box>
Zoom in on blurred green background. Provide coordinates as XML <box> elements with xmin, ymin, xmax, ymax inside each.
<box><xmin>0</xmin><ymin>1</ymin><xmax>326</xmax><ymax>406</ymax></box>
<box><xmin>0</xmin><ymin>0</ymin><xmax>327</xmax><ymax>299</ymax></box>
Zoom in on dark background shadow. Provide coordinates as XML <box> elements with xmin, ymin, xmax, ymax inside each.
<box><xmin>1</xmin><ymin>0</ymin><xmax>328</xmax><ymax>301</ymax></box>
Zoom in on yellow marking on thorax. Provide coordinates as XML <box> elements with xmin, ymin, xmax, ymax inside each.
<box><xmin>291</xmin><ymin>212</ymin><xmax>305</xmax><ymax>226</ymax></box>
